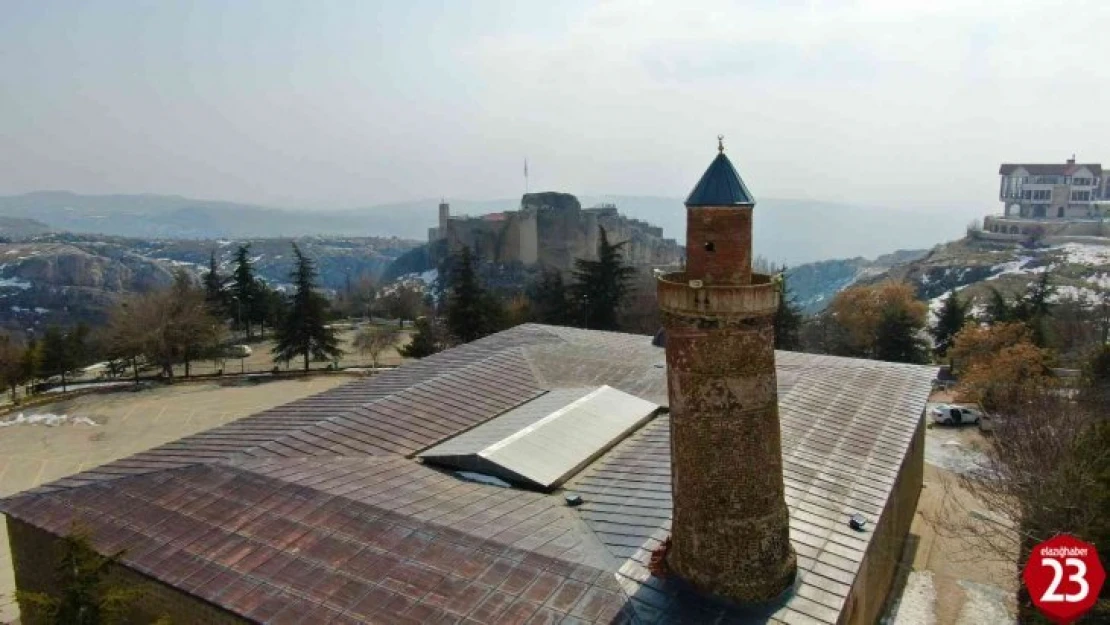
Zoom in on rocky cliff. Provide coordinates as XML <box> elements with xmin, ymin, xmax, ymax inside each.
<box><xmin>859</xmin><ymin>237</ymin><xmax>1110</xmax><ymax>316</ymax></box>
<box><xmin>0</xmin><ymin>234</ymin><xmax>419</xmax><ymax>335</ymax></box>
<box><xmin>785</xmin><ymin>249</ymin><xmax>928</xmax><ymax>313</ymax></box>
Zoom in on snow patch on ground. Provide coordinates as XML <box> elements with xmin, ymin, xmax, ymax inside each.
<box><xmin>0</xmin><ymin>276</ymin><xmax>31</xmax><ymax>289</ymax></box>
<box><xmin>1054</xmin><ymin>242</ymin><xmax>1110</xmax><ymax>266</ymax></box>
<box><xmin>923</xmin><ymin>409</ymin><xmax>989</xmax><ymax>475</ymax></box>
<box><xmin>955</xmin><ymin>580</ymin><xmax>1015</xmax><ymax>625</ymax></box>
<box><xmin>0</xmin><ymin>413</ymin><xmax>99</xmax><ymax>427</ymax></box>
<box><xmin>156</xmin><ymin>258</ymin><xmax>197</xmax><ymax>268</ymax></box>
<box><xmin>987</xmin><ymin>256</ymin><xmax>1034</xmax><ymax>280</ymax></box>
<box><xmin>1049</xmin><ymin>285</ymin><xmax>1101</xmax><ymax>303</ymax></box>
<box><xmin>43</xmin><ymin>381</ymin><xmax>132</xmax><ymax>394</ymax></box>
<box><xmin>1086</xmin><ymin>273</ymin><xmax>1110</xmax><ymax>290</ymax></box>
<box><xmin>884</xmin><ymin>570</ymin><xmax>937</xmax><ymax>625</ymax></box>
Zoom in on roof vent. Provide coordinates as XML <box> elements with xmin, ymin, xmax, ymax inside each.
<box><xmin>848</xmin><ymin>514</ymin><xmax>868</xmax><ymax>532</ymax></box>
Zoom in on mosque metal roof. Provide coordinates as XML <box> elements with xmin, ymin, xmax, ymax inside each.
<box><xmin>1</xmin><ymin>324</ymin><xmax>936</xmax><ymax>624</ymax></box>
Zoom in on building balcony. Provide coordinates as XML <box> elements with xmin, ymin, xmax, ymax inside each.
<box><xmin>657</xmin><ymin>272</ymin><xmax>779</xmax><ymax>317</ymax></box>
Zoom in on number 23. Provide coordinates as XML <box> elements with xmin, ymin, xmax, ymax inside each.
<box><xmin>1041</xmin><ymin>557</ymin><xmax>1089</xmax><ymax>603</ymax></box>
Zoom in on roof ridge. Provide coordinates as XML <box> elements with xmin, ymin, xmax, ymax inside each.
<box><xmin>230</xmin><ymin>346</ymin><xmax>548</xmax><ymax>461</ymax></box>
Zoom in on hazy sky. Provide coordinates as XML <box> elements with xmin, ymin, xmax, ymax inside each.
<box><xmin>2</xmin><ymin>1</ymin><xmax>1108</xmax><ymax>211</ymax></box>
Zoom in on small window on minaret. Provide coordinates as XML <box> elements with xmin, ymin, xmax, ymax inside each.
<box><xmin>704</xmin><ymin>241</ymin><xmax>715</xmax><ymax>252</ymax></box>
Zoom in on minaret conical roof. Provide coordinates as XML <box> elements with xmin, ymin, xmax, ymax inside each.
<box><xmin>684</xmin><ymin>145</ymin><xmax>754</xmax><ymax>207</ymax></box>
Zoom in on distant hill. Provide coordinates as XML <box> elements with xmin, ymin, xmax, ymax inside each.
<box><xmin>0</xmin><ymin>191</ymin><xmax>975</xmax><ymax>265</ymax></box>
<box><xmin>0</xmin><ymin>216</ymin><xmax>50</xmax><ymax>239</ymax></box>
<box><xmin>862</xmin><ymin>237</ymin><xmax>1110</xmax><ymax>318</ymax></box>
<box><xmin>784</xmin><ymin>249</ymin><xmax>929</xmax><ymax>314</ymax></box>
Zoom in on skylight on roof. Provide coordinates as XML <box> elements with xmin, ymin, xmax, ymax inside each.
<box><xmin>420</xmin><ymin>386</ymin><xmax>659</xmax><ymax>490</ymax></box>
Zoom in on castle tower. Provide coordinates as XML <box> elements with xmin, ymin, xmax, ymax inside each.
<box><xmin>657</xmin><ymin>138</ymin><xmax>796</xmax><ymax>602</ymax></box>
<box><xmin>438</xmin><ymin>200</ymin><xmax>450</xmax><ymax>238</ymax></box>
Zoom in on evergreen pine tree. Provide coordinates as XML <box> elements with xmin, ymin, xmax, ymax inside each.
<box><xmin>570</xmin><ymin>226</ymin><xmax>636</xmax><ymax>331</ymax></box>
<box><xmin>1081</xmin><ymin>344</ymin><xmax>1110</xmax><ymax>406</ymax></box>
<box><xmin>930</xmin><ymin>292</ymin><xmax>969</xmax><ymax>357</ymax></box>
<box><xmin>874</xmin><ymin>306</ymin><xmax>927</xmax><ymax>363</ymax></box>
<box><xmin>984</xmin><ymin>287</ymin><xmax>1015</xmax><ymax>324</ymax></box>
<box><xmin>203</xmin><ymin>250</ymin><xmax>227</xmax><ymax>317</ymax></box>
<box><xmin>773</xmin><ymin>270</ymin><xmax>803</xmax><ymax>350</ymax></box>
<box><xmin>527</xmin><ymin>268</ymin><xmax>570</xmax><ymax>326</ymax></box>
<box><xmin>40</xmin><ymin>327</ymin><xmax>81</xmax><ymax>392</ymax></box>
<box><xmin>272</xmin><ymin>244</ymin><xmax>343</xmax><ymax>371</ymax></box>
<box><xmin>20</xmin><ymin>338</ymin><xmax>39</xmax><ymax>395</ymax></box>
<box><xmin>444</xmin><ymin>246</ymin><xmax>504</xmax><ymax>343</ymax></box>
<box><xmin>1022</xmin><ymin>271</ymin><xmax>1054</xmax><ymax>319</ymax></box>
<box><xmin>16</xmin><ymin>529</ymin><xmax>140</xmax><ymax>625</ymax></box>
<box><xmin>400</xmin><ymin>317</ymin><xmax>445</xmax><ymax>358</ymax></box>
<box><xmin>231</xmin><ymin>244</ymin><xmax>257</xmax><ymax>339</ymax></box>
<box><xmin>1019</xmin><ymin>271</ymin><xmax>1055</xmax><ymax>346</ymax></box>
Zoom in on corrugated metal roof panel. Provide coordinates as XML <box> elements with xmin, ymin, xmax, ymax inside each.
<box><xmin>420</xmin><ymin>386</ymin><xmax>659</xmax><ymax>489</ymax></box>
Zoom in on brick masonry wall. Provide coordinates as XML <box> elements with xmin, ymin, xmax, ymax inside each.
<box><xmin>7</xmin><ymin>518</ymin><xmax>248</xmax><ymax>625</ymax></box>
<box><xmin>685</xmin><ymin>207</ymin><xmax>752</xmax><ymax>286</ymax></box>
<box><xmin>662</xmin><ymin>308</ymin><xmax>797</xmax><ymax>602</ymax></box>
<box><xmin>839</xmin><ymin>415</ymin><xmax>926</xmax><ymax>625</ymax></box>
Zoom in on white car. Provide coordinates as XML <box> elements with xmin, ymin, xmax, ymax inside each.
<box><xmin>930</xmin><ymin>404</ymin><xmax>983</xmax><ymax>426</ymax></box>
<box><xmin>227</xmin><ymin>344</ymin><xmax>253</xmax><ymax>358</ymax></box>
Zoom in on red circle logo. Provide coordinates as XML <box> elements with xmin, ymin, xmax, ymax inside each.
<box><xmin>1022</xmin><ymin>534</ymin><xmax>1105</xmax><ymax>624</ymax></box>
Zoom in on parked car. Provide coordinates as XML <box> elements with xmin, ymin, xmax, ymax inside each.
<box><xmin>930</xmin><ymin>403</ymin><xmax>984</xmax><ymax>426</ymax></box>
<box><xmin>227</xmin><ymin>344</ymin><xmax>253</xmax><ymax>358</ymax></box>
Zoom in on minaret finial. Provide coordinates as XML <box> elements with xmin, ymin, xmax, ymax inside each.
<box><xmin>717</xmin><ymin>135</ymin><xmax>725</xmax><ymax>153</ymax></box>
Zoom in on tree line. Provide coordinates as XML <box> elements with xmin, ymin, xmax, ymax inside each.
<box><xmin>0</xmin><ymin>243</ymin><xmax>351</xmax><ymax>402</ymax></box>
<box><xmin>799</xmin><ymin>271</ymin><xmax>1109</xmax><ymax>622</ymax></box>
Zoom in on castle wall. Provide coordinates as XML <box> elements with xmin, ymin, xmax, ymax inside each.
<box><xmin>518</xmin><ymin>210</ymin><xmax>538</xmax><ymax>265</ymax></box>
<box><xmin>439</xmin><ymin>193</ymin><xmax>682</xmax><ymax>271</ymax></box>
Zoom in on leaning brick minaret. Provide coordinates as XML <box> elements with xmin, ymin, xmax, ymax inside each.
<box><xmin>658</xmin><ymin>137</ymin><xmax>796</xmax><ymax>602</ymax></box>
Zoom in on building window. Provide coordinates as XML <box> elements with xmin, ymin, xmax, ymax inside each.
<box><xmin>1071</xmin><ymin>191</ymin><xmax>1091</xmax><ymax>201</ymax></box>
<box><xmin>1023</xmin><ymin>190</ymin><xmax>1032</xmax><ymax>200</ymax></box>
<box><xmin>1072</xmin><ymin>177</ymin><xmax>1092</xmax><ymax>186</ymax></box>
<box><xmin>1031</xmin><ymin>190</ymin><xmax>1050</xmax><ymax>201</ymax></box>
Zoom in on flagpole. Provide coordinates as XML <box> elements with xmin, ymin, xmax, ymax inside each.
<box><xmin>524</xmin><ymin>158</ymin><xmax>529</xmax><ymax>195</ymax></box>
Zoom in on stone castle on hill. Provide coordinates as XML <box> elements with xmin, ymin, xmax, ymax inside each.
<box><xmin>427</xmin><ymin>192</ymin><xmax>683</xmax><ymax>269</ymax></box>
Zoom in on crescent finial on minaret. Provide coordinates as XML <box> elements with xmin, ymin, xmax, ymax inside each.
<box><xmin>718</xmin><ymin>135</ymin><xmax>725</xmax><ymax>153</ymax></box>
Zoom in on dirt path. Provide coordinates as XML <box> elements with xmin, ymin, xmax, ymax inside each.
<box><xmin>885</xmin><ymin>408</ymin><xmax>1018</xmax><ymax>624</ymax></box>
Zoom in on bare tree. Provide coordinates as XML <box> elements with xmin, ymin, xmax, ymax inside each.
<box><xmin>926</xmin><ymin>389</ymin><xmax>1109</xmax><ymax>622</ymax></box>
<box><xmin>381</xmin><ymin>284</ymin><xmax>425</xmax><ymax>327</ymax></box>
<box><xmin>102</xmin><ymin>272</ymin><xmax>226</xmax><ymax>380</ymax></box>
<box><xmin>352</xmin><ymin>326</ymin><xmax>401</xmax><ymax>370</ymax></box>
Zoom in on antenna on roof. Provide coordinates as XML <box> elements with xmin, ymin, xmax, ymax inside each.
<box><xmin>524</xmin><ymin>157</ymin><xmax>529</xmax><ymax>195</ymax></box>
